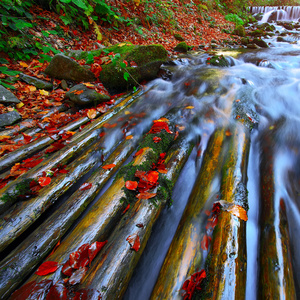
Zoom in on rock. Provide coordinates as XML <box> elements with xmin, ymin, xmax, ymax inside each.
<box><xmin>45</xmin><ymin>54</ymin><xmax>96</xmax><ymax>82</ymax></box>
<box><xmin>174</xmin><ymin>42</ymin><xmax>189</xmax><ymax>53</ymax></box>
<box><xmin>247</xmin><ymin>44</ymin><xmax>259</xmax><ymax>49</ymax></box>
<box><xmin>19</xmin><ymin>73</ymin><xmax>53</xmax><ymax>90</ymax></box>
<box><xmin>0</xmin><ymin>110</ymin><xmax>21</xmax><ymax>127</ymax></box>
<box><xmin>208</xmin><ymin>55</ymin><xmax>229</xmax><ymax>67</ymax></box>
<box><xmin>241</xmin><ymin>37</ymin><xmax>249</xmax><ymax>46</ymax></box>
<box><xmin>65</xmin><ymin>83</ymin><xmax>110</xmax><ymax>107</ymax></box>
<box><xmin>249</xmin><ymin>29</ymin><xmax>264</xmax><ymax>37</ymax></box>
<box><xmin>98</xmin><ymin>44</ymin><xmax>168</xmax><ymax>93</ymax></box>
<box><xmin>277</xmin><ymin>36</ymin><xmax>286</xmax><ymax>42</ymax></box>
<box><xmin>0</xmin><ymin>85</ymin><xmax>20</xmax><ymax>105</ymax></box>
<box><xmin>253</xmin><ymin>38</ymin><xmax>269</xmax><ymax>48</ymax></box>
<box><xmin>173</xmin><ymin>33</ymin><xmax>185</xmax><ymax>41</ymax></box>
<box><xmin>234</xmin><ymin>25</ymin><xmax>246</xmax><ymax>37</ymax></box>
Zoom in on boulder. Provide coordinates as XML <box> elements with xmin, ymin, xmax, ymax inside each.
<box><xmin>0</xmin><ymin>85</ymin><xmax>20</xmax><ymax>105</ymax></box>
<box><xmin>173</xmin><ymin>33</ymin><xmax>185</xmax><ymax>41</ymax></box>
<box><xmin>174</xmin><ymin>42</ymin><xmax>189</xmax><ymax>53</ymax></box>
<box><xmin>45</xmin><ymin>54</ymin><xmax>95</xmax><ymax>82</ymax></box>
<box><xmin>253</xmin><ymin>38</ymin><xmax>269</xmax><ymax>48</ymax></box>
<box><xmin>65</xmin><ymin>83</ymin><xmax>110</xmax><ymax>107</ymax></box>
<box><xmin>98</xmin><ymin>44</ymin><xmax>168</xmax><ymax>93</ymax></box>
<box><xmin>0</xmin><ymin>110</ymin><xmax>21</xmax><ymax>127</ymax></box>
<box><xmin>19</xmin><ymin>73</ymin><xmax>53</xmax><ymax>90</ymax></box>
<box><xmin>234</xmin><ymin>25</ymin><xmax>246</xmax><ymax>37</ymax></box>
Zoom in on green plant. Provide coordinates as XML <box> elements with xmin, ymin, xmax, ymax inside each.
<box><xmin>0</xmin><ymin>64</ymin><xmax>20</xmax><ymax>89</ymax></box>
<box><xmin>225</xmin><ymin>13</ymin><xmax>244</xmax><ymax>26</ymax></box>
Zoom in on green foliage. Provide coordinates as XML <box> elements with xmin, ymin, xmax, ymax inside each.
<box><xmin>0</xmin><ymin>65</ymin><xmax>20</xmax><ymax>89</ymax></box>
<box><xmin>225</xmin><ymin>13</ymin><xmax>244</xmax><ymax>26</ymax></box>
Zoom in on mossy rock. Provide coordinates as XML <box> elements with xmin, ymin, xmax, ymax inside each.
<box><xmin>19</xmin><ymin>73</ymin><xmax>53</xmax><ymax>90</ymax></box>
<box><xmin>98</xmin><ymin>44</ymin><xmax>168</xmax><ymax>93</ymax></box>
<box><xmin>173</xmin><ymin>33</ymin><xmax>185</xmax><ymax>41</ymax></box>
<box><xmin>249</xmin><ymin>29</ymin><xmax>264</xmax><ymax>37</ymax></box>
<box><xmin>257</xmin><ymin>23</ymin><xmax>275</xmax><ymax>32</ymax></box>
<box><xmin>174</xmin><ymin>42</ymin><xmax>189</xmax><ymax>53</ymax></box>
<box><xmin>240</xmin><ymin>37</ymin><xmax>249</xmax><ymax>46</ymax></box>
<box><xmin>253</xmin><ymin>38</ymin><xmax>268</xmax><ymax>48</ymax></box>
<box><xmin>45</xmin><ymin>54</ymin><xmax>95</xmax><ymax>82</ymax></box>
<box><xmin>207</xmin><ymin>55</ymin><xmax>229</xmax><ymax>67</ymax></box>
<box><xmin>233</xmin><ymin>25</ymin><xmax>246</xmax><ymax>37</ymax></box>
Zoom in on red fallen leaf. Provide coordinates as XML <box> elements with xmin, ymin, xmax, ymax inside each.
<box><xmin>102</xmin><ymin>163</ymin><xmax>116</xmax><ymax>170</ymax></box>
<box><xmin>22</xmin><ymin>158</ymin><xmax>43</xmax><ymax>169</ymax></box>
<box><xmin>79</xmin><ymin>182</ymin><xmax>93</xmax><ymax>191</ymax></box>
<box><xmin>38</xmin><ymin>177</ymin><xmax>51</xmax><ymax>187</ymax></box>
<box><xmin>125</xmin><ymin>180</ymin><xmax>138</xmax><ymax>190</ymax></box>
<box><xmin>201</xmin><ymin>234</ymin><xmax>211</xmax><ymax>251</ymax></box>
<box><xmin>11</xmin><ymin>280</ymin><xmax>53</xmax><ymax>300</ymax></box>
<box><xmin>130</xmin><ymin>61</ymin><xmax>138</xmax><ymax>67</ymax></box>
<box><xmin>126</xmin><ymin>233</ymin><xmax>140</xmax><ymax>252</ymax></box>
<box><xmin>122</xmin><ymin>203</ymin><xmax>130</xmax><ymax>214</ymax></box>
<box><xmin>134</xmin><ymin>148</ymin><xmax>144</xmax><ymax>157</ymax></box>
<box><xmin>61</xmin><ymin>260</ymin><xmax>73</xmax><ymax>277</ymax></box>
<box><xmin>136</xmin><ymin>192</ymin><xmax>157</xmax><ymax>200</ymax></box>
<box><xmin>73</xmin><ymin>289</ymin><xmax>102</xmax><ymax>300</ymax></box>
<box><xmin>182</xmin><ymin>270</ymin><xmax>206</xmax><ymax>300</ymax></box>
<box><xmin>21</xmin><ymin>132</ymin><xmax>32</xmax><ymax>143</ymax></box>
<box><xmin>69</xmin><ymin>267</ymin><xmax>88</xmax><ymax>285</ymax></box>
<box><xmin>47</xmin><ymin>240</ymin><xmax>61</xmax><ymax>258</ymax></box>
<box><xmin>0</xmin><ymin>135</ymin><xmax>12</xmax><ymax>142</ymax></box>
<box><xmin>103</xmin><ymin>122</ymin><xmax>117</xmax><ymax>129</ymax></box>
<box><xmin>134</xmin><ymin>170</ymin><xmax>146</xmax><ymax>179</ymax></box>
<box><xmin>153</xmin><ymin>136</ymin><xmax>162</xmax><ymax>143</ymax></box>
<box><xmin>35</xmin><ymin>261</ymin><xmax>60</xmax><ymax>276</ymax></box>
<box><xmin>149</xmin><ymin>120</ymin><xmax>173</xmax><ymax>134</ymax></box>
<box><xmin>88</xmin><ymin>240</ymin><xmax>107</xmax><ymax>263</ymax></box>
<box><xmin>45</xmin><ymin>141</ymin><xmax>66</xmax><ymax>153</ymax></box>
<box><xmin>69</xmin><ymin>243</ymin><xmax>89</xmax><ymax>269</ymax></box>
<box><xmin>147</xmin><ymin>171</ymin><xmax>159</xmax><ymax>183</ymax></box>
<box><xmin>99</xmin><ymin>132</ymin><xmax>106</xmax><ymax>138</ymax></box>
<box><xmin>45</xmin><ymin>280</ymin><xmax>68</xmax><ymax>300</ymax></box>
<box><xmin>136</xmin><ymin>223</ymin><xmax>144</xmax><ymax>228</ymax></box>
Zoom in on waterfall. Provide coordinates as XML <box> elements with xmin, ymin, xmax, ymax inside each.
<box><xmin>250</xmin><ymin>6</ymin><xmax>300</xmax><ymax>21</ymax></box>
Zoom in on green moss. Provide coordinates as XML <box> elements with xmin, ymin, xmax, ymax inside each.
<box><xmin>174</xmin><ymin>42</ymin><xmax>189</xmax><ymax>53</ymax></box>
<box><xmin>0</xmin><ymin>178</ymin><xmax>33</xmax><ymax>203</ymax></box>
<box><xmin>208</xmin><ymin>55</ymin><xmax>229</xmax><ymax>67</ymax></box>
<box><xmin>234</xmin><ymin>25</ymin><xmax>245</xmax><ymax>37</ymax></box>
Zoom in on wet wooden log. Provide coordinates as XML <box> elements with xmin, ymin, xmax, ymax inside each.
<box><xmin>79</xmin><ymin>129</ymin><xmax>194</xmax><ymax>300</ymax></box>
<box><xmin>199</xmin><ymin>124</ymin><xmax>250</xmax><ymax>299</ymax></box>
<box><xmin>22</xmin><ymin>113</ymin><xmax>176</xmax><ymax>286</ymax></box>
<box><xmin>258</xmin><ymin>129</ymin><xmax>296</xmax><ymax>300</ymax></box>
<box><xmin>0</xmin><ymin>136</ymin><xmax>107</xmax><ymax>253</ymax></box>
<box><xmin>0</xmin><ymin>137</ymin><xmax>138</xmax><ymax>300</ymax></box>
<box><xmin>150</xmin><ymin>128</ymin><xmax>226</xmax><ymax>300</ymax></box>
<box><xmin>0</xmin><ymin>90</ymin><xmax>142</xmax><ymax>214</ymax></box>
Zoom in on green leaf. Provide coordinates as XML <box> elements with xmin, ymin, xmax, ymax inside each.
<box><xmin>120</xmin><ymin>62</ymin><xmax>127</xmax><ymax>68</ymax></box>
<box><xmin>0</xmin><ymin>80</ymin><xmax>15</xmax><ymax>89</ymax></box>
<box><xmin>123</xmin><ymin>72</ymin><xmax>130</xmax><ymax>81</ymax></box>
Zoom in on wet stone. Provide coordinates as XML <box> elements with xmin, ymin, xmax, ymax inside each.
<box><xmin>0</xmin><ymin>85</ymin><xmax>20</xmax><ymax>105</ymax></box>
<box><xmin>19</xmin><ymin>73</ymin><xmax>53</xmax><ymax>90</ymax></box>
<box><xmin>0</xmin><ymin>110</ymin><xmax>22</xmax><ymax>127</ymax></box>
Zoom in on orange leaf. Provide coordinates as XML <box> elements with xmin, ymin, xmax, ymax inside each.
<box><xmin>122</xmin><ymin>204</ymin><xmax>130</xmax><ymax>214</ymax></box>
<box><xmin>87</xmin><ymin>108</ymin><xmax>97</xmax><ymax>119</ymax></box>
<box><xmin>38</xmin><ymin>177</ymin><xmax>51</xmax><ymax>187</ymax></box>
<box><xmin>102</xmin><ymin>163</ymin><xmax>116</xmax><ymax>170</ymax></box>
<box><xmin>126</xmin><ymin>135</ymin><xmax>133</xmax><ymax>140</ymax></box>
<box><xmin>217</xmin><ymin>200</ymin><xmax>248</xmax><ymax>221</ymax></box>
<box><xmin>0</xmin><ymin>135</ymin><xmax>11</xmax><ymax>142</ymax></box>
<box><xmin>125</xmin><ymin>180</ymin><xmax>138</xmax><ymax>190</ymax></box>
<box><xmin>35</xmin><ymin>261</ymin><xmax>60</xmax><ymax>276</ymax></box>
<box><xmin>147</xmin><ymin>171</ymin><xmax>159</xmax><ymax>183</ymax></box>
<box><xmin>201</xmin><ymin>234</ymin><xmax>211</xmax><ymax>251</ymax></box>
<box><xmin>136</xmin><ymin>192</ymin><xmax>157</xmax><ymax>200</ymax></box>
<box><xmin>126</xmin><ymin>233</ymin><xmax>140</xmax><ymax>252</ymax></box>
<box><xmin>134</xmin><ymin>148</ymin><xmax>144</xmax><ymax>157</ymax></box>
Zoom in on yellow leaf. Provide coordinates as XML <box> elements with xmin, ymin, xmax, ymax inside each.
<box><xmin>118</xmin><ymin>43</ymin><xmax>127</xmax><ymax>47</ymax></box>
<box><xmin>28</xmin><ymin>85</ymin><xmax>37</xmax><ymax>92</ymax></box>
<box><xmin>185</xmin><ymin>106</ymin><xmax>194</xmax><ymax>109</ymax></box>
<box><xmin>126</xmin><ymin>135</ymin><xmax>133</xmax><ymax>140</ymax></box>
<box><xmin>20</xmin><ymin>61</ymin><xmax>28</xmax><ymax>68</ymax></box>
<box><xmin>87</xmin><ymin>108</ymin><xmax>97</xmax><ymax>119</ymax></box>
<box><xmin>0</xmin><ymin>135</ymin><xmax>11</xmax><ymax>142</ymax></box>
<box><xmin>83</xmin><ymin>83</ymin><xmax>94</xmax><ymax>87</ymax></box>
<box><xmin>66</xmin><ymin>131</ymin><xmax>76</xmax><ymax>135</ymax></box>
<box><xmin>40</xmin><ymin>90</ymin><xmax>49</xmax><ymax>96</ymax></box>
<box><xmin>124</xmin><ymin>110</ymin><xmax>131</xmax><ymax>115</ymax></box>
<box><xmin>16</xmin><ymin>102</ymin><xmax>24</xmax><ymax>109</ymax></box>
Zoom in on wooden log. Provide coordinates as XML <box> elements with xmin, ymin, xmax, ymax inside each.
<box><xmin>150</xmin><ymin>128</ymin><xmax>226</xmax><ymax>300</ymax></box>
<box><xmin>79</xmin><ymin>128</ymin><xmax>194</xmax><ymax>300</ymax></box>
<box><xmin>0</xmin><ymin>135</ymin><xmax>107</xmax><ymax>253</ymax></box>
<box><xmin>0</xmin><ymin>90</ymin><xmax>142</xmax><ymax>214</ymax></box>
<box><xmin>199</xmin><ymin>124</ymin><xmax>250</xmax><ymax>299</ymax></box>
<box><xmin>0</xmin><ymin>137</ymin><xmax>137</xmax><ymax>300</ymax></box>
<box><xmin>22</xmin><ymin>113</ymin><xmax>176</xmax><ymax>286</ymax></box>
<box><xmin>258</xmin><ymin>129</ymin><xmax>296</xmax><ymax>300</ymax></box>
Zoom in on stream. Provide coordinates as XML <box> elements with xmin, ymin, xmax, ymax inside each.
<box><xmin>124</xmin><ymin>7</ymin><xmax>300</xmax><ymax>300</ymax></box>
<box><xmin>1</xmin><ymin>6</ymin><xmax>300</xmax><ymax>300</ymax></box>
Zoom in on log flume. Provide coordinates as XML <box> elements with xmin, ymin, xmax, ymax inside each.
<box><xmin>1</xmin><ymin>25</ymin><xmax>300</xmax><ymax>298</ymax></box>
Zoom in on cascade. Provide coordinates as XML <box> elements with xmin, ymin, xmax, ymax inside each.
<box><xmin>250</xmin><ymin>6</ymin><xmax>300</xmax><ymax>21</ymax></box>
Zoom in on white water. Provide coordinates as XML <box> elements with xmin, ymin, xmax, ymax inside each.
<box><xmin>251</xmin><ymin>6</ymin><xmax>300</xmax><ymax>21</ymax></box>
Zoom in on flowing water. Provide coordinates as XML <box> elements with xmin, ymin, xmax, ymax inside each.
<box><xmin>123</xmin><ymin>9</ymin><xmax>300</xmax><ymax>300</ymax></box>
<box><xmin>2</xmin><ymin>7</ymin><xmax>300</xmax><ymax>300</ymax></box>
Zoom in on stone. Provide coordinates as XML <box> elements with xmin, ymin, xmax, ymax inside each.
<box><xmin>45</xmin><ymin>54</ymin><xmax>95</xmax><ymax>82</ymax></box>
<box><xmin>234</xmin><ymin>25</ymin><xmax>246</xmax><ymax>37</ymax></box>
<box><xmin>19</xmin><ymin>73</ymin><xmax>53</xmax><ymax>90</ymax></box>
<box><xmin>0</xmin><ymin>85</ymin><xmax>20</xmax><ymax>105</ymax></box>
<box><xmin>253</xmin><ymin>38</ymin><xmax>269</xmax><ymax>48</ymax></box>
<box><xmin>174</xmin><ymin>42</ymin><xmax>189</xmax><ymax>53</ymax></box>
<box><xmin>65</xmin><ymin>83</ymin><xmax>110</xmax><ymax>107</ymax></box>
<box><xmin>0</xmin><ymin>110</ymin><xmax>22</xmax><ymax>127</ymax></box>
<box><xmin>173</xmin><ymin>33</ymin><xmax>185</xmax><ymax>41</ymax></box>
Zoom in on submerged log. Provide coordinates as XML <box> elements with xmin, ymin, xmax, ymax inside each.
<box><xmin>22</xmin><ymin>112</ymin><xmax>176</xmax><ymax>286</ymax></box>
<box><xmin>150</xmin><ymin>128</ymin><xmax>226</xmax><ymax>300</ymax></box>
<box><xmin>199</xmin><ymin>124</ymin><xmax>250</xmax><ymax>299</ymax></box>
<box><xmin>79</xmin><ymin>126</ymin><xmax>194</xmax><ymax>300</ymax></box>
<box><xmin>0</xmin><ymin>90</ymin><xmax>142</xmax><ymax>214</ymax></box>
<box><xmin>0</xmin><ymin>137</ymin><xmax>137</xmax><ymax>299</ymax></box>
<box><xmin>258</xmin><ymin>128</ymin><xmax>296</xmax><ymax>300</ymax></box>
